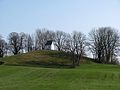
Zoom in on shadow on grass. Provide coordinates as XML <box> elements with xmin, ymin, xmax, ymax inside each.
<box><xmin>5</xmin><ymin>61</ymin><xmax>74</xmax><ymax>69</ymax></box>
<box><xmin>0</xmin><ymin>61</ymin><xmax>4</xmax><ymax>65</ymax></box>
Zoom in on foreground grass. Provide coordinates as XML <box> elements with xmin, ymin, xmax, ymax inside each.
<box><xmin>0</xmin><ymin>64</ymin><xmax>120</xmax><ymax>90</ymax></box>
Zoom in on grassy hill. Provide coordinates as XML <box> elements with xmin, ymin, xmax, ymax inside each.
<box><xmin>0</xmin><ymin>50</ymin><xmax>120</xmax><ymax>90</ymax></box>
<box><xmin>0</xmin><ymin>64</ymin><xmax>120</xmax><ymax>90</ymax></box>
<box><xmin>0</xmin><ymin>51</ymin><xmax>120</xmax><ymax>90</ymax></box>
<box><xmin>0</xmin><ymin>50</ymin><xmax>93</xmax><ymax>67</ymax></box>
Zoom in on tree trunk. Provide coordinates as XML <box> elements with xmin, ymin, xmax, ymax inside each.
<box><xmin>71</xmin><ymin>52</ymin><xmax>76</xmax><ymax>68</ymax></box>
<box><xmin>77</xmin><ymin>54</ymin><xmax>81</xmax><ymax>66</ymax></box>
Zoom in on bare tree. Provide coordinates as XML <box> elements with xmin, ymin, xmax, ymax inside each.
<box><xmin>72</xmin><ymin>31</ymin><xmax>86</xmax><ymax>65</ymax></box>
<box><xmin>0</xmin><ymin>35</ymin><xmax>6</xmax><ymax>57</ymax></box>
<box><xmin>62</xmin><ymin>31</ymin><xmax>86</xmax><ymax>67</ymax></box>
<box><xmin>35</xmin><ymin>28</ymin><xmax>55</xmax><ymax>50</ymax></box>
<box><xmin>8</xmin><ymin>32</ymin><xmax>21</xmax><ymax>55</ymax></box>
<box><xmin>54</xmin><ymin>31</ymin><xmax>67</xmax><ymax>51</ymax></box>
<box><xmin>88</xmin><ymin>27</ymin><xmax>120</xmax><ymax>63</ymax></box>
<box><xmin>26</xmin><ymin>34</ymin><xmax>34</xmax><ymax>52</ymax></box>
<box><xmin>62</xmin><ymin>33</ymin><xmax>71</xmax><ymax>52</ymax></box>
<box><xmin>19</xmin><ymin>32</ymin><xmax>26</xmax><ymax>53</ymax></box>
<box><xmin>68</xmin><ymin>31</ymin><xmax>86</xmax><ymax>66</ymax></box>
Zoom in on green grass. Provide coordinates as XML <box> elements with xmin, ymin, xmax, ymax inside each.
<box><xmin>0</xmin><ymin>50</ymin><xmax>74</xmax><ymax>67</ymax></box>
<box><xmin>0</xmin><ymin>50</ymin><xmax>120</xmax><ymax>90</ymax></box>
<box><xmin>0</xmin><ymin>50</ymin><xmax>94</xmax><ymax>67</ymax></box>
<box><xmin>0</xmin><ymin>64</ymin><xmax>120</xmax><ymax>90</ymax></box>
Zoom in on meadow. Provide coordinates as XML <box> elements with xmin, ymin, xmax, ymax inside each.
<box><xmin>0</xmin><ymin>64</ymin><xmax>120</xmax><ymax>90</ymax></box>
<box><xmin>0</xmin><ymin>50</ymin><xmax>120</xmax><ymax>90</ymax></box>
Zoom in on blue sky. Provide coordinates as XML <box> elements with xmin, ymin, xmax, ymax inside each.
<box><xmin>0</xmin><ymin>0</ymin><xmax>120</xmax><ymax>39</ymax></box>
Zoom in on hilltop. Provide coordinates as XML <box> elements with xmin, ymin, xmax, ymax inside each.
<box><xmin>0</xmin><ymin>50</ymin><xmax>94</xmax><ymax>67</ymax></box>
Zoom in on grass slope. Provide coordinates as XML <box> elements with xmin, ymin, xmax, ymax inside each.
<box><xmin>0</xmin><ymin>64</ymin><xmax>120</xmax><ymax>90</ymax></box>
<box><xmin>0</xmin><ymin>50</ymin><xmax>93</xmax><ymax>67</ymax></box>
<box><xmin>1</xmin><ymin>50</ymin><xmax>73</xmax><ymax>67</ymax></box>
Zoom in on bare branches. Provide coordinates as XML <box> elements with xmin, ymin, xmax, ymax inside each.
<box><xmin>54</xmin><ymin>30</ymin><xmax>67</xmax><ymax>51</ymax></box>
<box><xmin>0</xmin><ymin>36</ymin><xmax>6</xmax><ymax>57</ymax></box>
<box><xmin>88</xmin><ymin>27</ymin><xmax>120</xmax><ymax>63</ymax></box>
<box><xmin>35</xmin><ymin>28</ymin><xmax>55</xmax><ymax>50</ymax></box>
<box><xmin>8</xmin><ymin>32</ymin><xmax>26</xmax><ymax>55</ymax></box>
<box><xmin>1</xmin><ymin>27</ymin><xmax>120</xmax><ymax>65</ymax></box>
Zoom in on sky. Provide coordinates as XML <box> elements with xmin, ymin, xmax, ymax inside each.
<box><xmin>0</xmin><ymin>0</ymin><xmax>120</xmax><ymax>39</ymax></box>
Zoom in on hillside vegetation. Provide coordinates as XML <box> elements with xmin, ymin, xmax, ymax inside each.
<box><xmin>0</xmin><ymin>50</ymin><xmax>93</xmax><ymax>67</ymax></box>
<box><xmin>0</xmin><ymin>50</ymin><xmax>71</xmax><ymax>67</ymax></box>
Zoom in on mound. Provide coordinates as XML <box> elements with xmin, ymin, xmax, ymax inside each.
<box><xmin>0</xmin><ymin>50</ymin><xmax>73</xmax><ymax>67</ymax></box>
<box><xmin>0</xmin><ymin>50</ymin><xmax>95</xmax><ymax>68</ymax></box>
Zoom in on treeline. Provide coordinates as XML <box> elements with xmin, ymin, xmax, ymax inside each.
<box><xmin>0</xmin><ymin>27</ymin><xmax>120</xmax><ymax>66</ymax></box>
